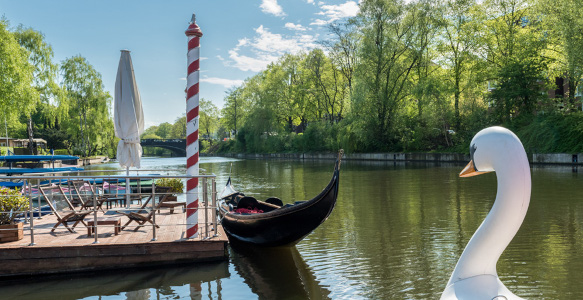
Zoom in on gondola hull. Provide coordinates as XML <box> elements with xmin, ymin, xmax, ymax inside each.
<box><xmin>218</xmin><ymin>164</ymin><xmax>340</xmax><ymax>247</ymax></box>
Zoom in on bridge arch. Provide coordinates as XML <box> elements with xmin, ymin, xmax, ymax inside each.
<box><xmin>141</xmin><ymin>139</ymin><xmax>186</xmax><ymax>156</ymax></box>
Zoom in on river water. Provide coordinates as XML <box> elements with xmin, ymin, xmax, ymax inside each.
<box><xmin>2</xmin><ymin>156</ymin><xmax>583</xmax><ymax>299</ymax></box>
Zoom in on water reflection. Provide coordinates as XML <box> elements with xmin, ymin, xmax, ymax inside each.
<box><xmin>230</xmin><ymin>242</ymin><xmax>330</xmax><ymax>299</ymax></box>
<box><xmin>0</xmin><ymin>262</ymin><xmax>229</xmax><ymax>299</ymax></box>
<box><xmin>6</xmin><ymin>157</ymin><xmax>580</xmax><ymax>299</ymax></box>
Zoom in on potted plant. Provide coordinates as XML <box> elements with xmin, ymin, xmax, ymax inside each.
<box><xmin>0</xmin><ymin>187</ymin><xmax>29</xmax><ymax>242</ymax></box>
<box><xmin>154</xmin><ymin>178</ymin><xmax>184</xmax><ymax>202</ymax></box>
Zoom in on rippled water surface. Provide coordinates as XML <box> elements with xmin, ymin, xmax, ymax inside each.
<box><xmin>1</xmin><ymin>157</ymin><xmax>583</xmax><ymax>299</ymax></box>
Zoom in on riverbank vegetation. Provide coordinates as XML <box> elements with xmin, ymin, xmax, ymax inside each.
<box><xmin>205</xmin><ymin>0</ymin><xmax>583</xmax><ymax>155</ymax></box>
<box><xmin>2</xmin><ymin>0</ymin><xmax>583</xmax><ymax>157</ymax></box>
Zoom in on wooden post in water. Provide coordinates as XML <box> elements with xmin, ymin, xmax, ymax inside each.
<box><xmin>185</xmin><ymin>13</ymin><xmax>203</xmax><ymax>239</ymax></box>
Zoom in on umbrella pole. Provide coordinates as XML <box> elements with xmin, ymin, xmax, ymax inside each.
<box><xmin>126</xmin><ymin>166</ymin><xmax>130</xmax><ymax>208</ymax></box>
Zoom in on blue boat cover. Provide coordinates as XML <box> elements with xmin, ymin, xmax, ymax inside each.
<box><xmin>0</xmin><ymin>182</ymin><xmax>24</xmax><ymax>188</ymax></box>
<box><xmin>0</xmin><ymin>155</ymin><xmax>79</xmax><ymax>162</ymax></box>
<box><xmin>0</xmin><ymin>167</ymin><xmax>84</xmax><ymax>175</ymax></box>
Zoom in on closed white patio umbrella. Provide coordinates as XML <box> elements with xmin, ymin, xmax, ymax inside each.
<box><xmin>114</xmin><ymin>50</ymin><xmax>144</xmax><ymax>205</ymax></box>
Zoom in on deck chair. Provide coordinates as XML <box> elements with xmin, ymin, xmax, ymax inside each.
<box><xmin>117</xmin><ymin>186</ymin><xmax>172</xmax><ymax>231</ymax></box>
<box><xmin>70</xmin><ymin>180</ymin><xmax>108</xmax><ymax>212</ymax></box>
<box><xmin>39</xmin><ymin>186</ymin><xmax>91</xmax><ymax>233</ymax></box>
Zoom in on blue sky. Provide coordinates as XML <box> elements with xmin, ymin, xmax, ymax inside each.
<box><xmin>0</xmin><ymin>0</ymin><xmax>360</xmax><ymax>128</ymax></box>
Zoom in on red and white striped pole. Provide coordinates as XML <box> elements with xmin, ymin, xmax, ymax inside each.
<box><xmin>185</xmin><ymin>14</ymin><xmax>203</xmax><ymax>239</ymax></box>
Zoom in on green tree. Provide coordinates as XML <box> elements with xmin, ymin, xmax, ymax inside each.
<box><xmin>170</xmin><ymin>115</ymin><xmax>186</xmax><ymax>139</ymax></box>
<box><xmin>221</xmin><ymin>86</ymin><xmax>248</xmax><ymax>138</ymax></box>
<box><xmin>323</xmin><ymin>21</ymin><xmax>359</xmax><ymax>96</ymax></box>
<box><xmin>199</xmin><ymin>99</ymin><xmax>219</xmax><ymax>142</ymax></box>
<box><xmin>354</xmin><ymin>0</ymin><xmax>427</xmax><ymax>150</ymax></box>
<box><xmin>142</xmin><ymin>125</ymin><xmax>159</xmax><ymax>138</ymax></box>
<box><xmin>155</xmin><ymin>122</ymin><xmax>173</xmax><ymax>139</ymax></box>
<box><xmin>437</xmin><ymin>0</ymin><xmax>481</xmax><ymax>131</ymax></box>
<box><xmin>61</xmin><ymin>55</ymin><xmax>112</xmax><ymax>156</ymax></box>
<box><xmin>536</xmin><ymin>0</ymin><xmax>583</xmax><ymax>107</ymax></box>
<box><xmin>480</xmin><ymin>0</ymin><xmax>549</xmax><ymax>123</ymax></box>
<box><xmin>279</xmin><ymin>53</ymin><xmax>307</xmax><ymax>131</ymax></box>
<box><xmin>305</xmin><ymin>49</ymin><xmax>348</xmax><ymax>124</ymax></box>
<box><xmin>14</xmin><ymin>26</ymin><xmax>61</xmax><ymax>154</ymax></box>
<box><xmin>0</xmin><ymin>19</ymin><xmax>37</xmax><ymax>137</ymax></box>
<box><xmin>488</xmin><ymin>55</ymin><xmax>548</xmax><ymax>123</ymax></box>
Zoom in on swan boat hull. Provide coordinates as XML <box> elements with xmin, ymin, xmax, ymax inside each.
<box><xmin>218</xmin><ymin>160</ymin><xmax>340</xmax><ymax>247</ymax></box>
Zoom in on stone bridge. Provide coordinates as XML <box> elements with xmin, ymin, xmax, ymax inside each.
<box><xmin>141</xmin><ymin>139</ymin><xmax>186</xmax><ymax>156</ymax></box>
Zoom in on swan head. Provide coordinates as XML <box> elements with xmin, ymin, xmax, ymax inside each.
<box><xmin>460</xmin><ymin>126</ymin><xmax>524</xmax><ymax>178</ymax></box>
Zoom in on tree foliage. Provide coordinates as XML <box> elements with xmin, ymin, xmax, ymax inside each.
<box><xmin>60</xmin><ymin>56</ymin><xmax>112</xmax><ymax>157</ymax></box>
<box><xmin>4</xmin><ymin>0</ymin><xmax>583</xmax><ymax>157</ymax></box>
<box><xmin>535</xmin><ymin>0</ymin><xmax>583</xmax><ymax>107</ymax></box>
<box><xmin>0</xmin><ymin>19</ymin><xmax>37</xmax><ymax>123</ymax></box>
<box><xmin>199</xmin><ymin>99</ymin><xmax>219</xmax><ymax>140</ymax></box>
<box><xmin>208</xmin><ymin>0</ymin><xmax>583</xmax><ymax>154</ymax></box>
<box><xmin>1</xmin><ymin>19</ymin><xmax>117</xmax><ymax>157</ymax></box>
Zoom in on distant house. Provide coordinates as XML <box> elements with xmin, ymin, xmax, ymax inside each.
<box><xmin>548</xmin><ymin>77</ymin><xmax>583</xmax><ymax>100</ymax></box>
<box><xmin>0</xmin><ymin>137</ymin><xmax>48</xmax><ymax>154</ymax></box>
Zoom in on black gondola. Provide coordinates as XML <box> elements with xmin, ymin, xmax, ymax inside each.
<box><xmin>218</xmin><ymin>150</ymin><xmax>342</xmax><ymax>247</ymax></box>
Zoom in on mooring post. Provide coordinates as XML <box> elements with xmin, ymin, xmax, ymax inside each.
<box><xmin>185</xmin><ymin>13</ymin><xmax>203</xmax><ymax>239</ymax></box>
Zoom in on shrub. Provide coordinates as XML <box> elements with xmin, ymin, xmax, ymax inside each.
<box><xmin>0</xmin><ymin>187</ymin><xmax>29</xmax><ymax>225</ymax></box>
<box><xmin>154</xmin><ymin>178</ymin><xmax>184</xmax><ymax>194</ymax></box>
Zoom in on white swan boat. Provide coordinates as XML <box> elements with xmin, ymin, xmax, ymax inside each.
<box><xmin>441</xmin><ymin>126</ymin><xmax>531</xmax><ymax>300</ymax></box>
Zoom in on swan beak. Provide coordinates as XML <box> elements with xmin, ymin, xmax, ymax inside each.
<box><xmin>459</xmin><ymin>160</ymin><xmax>486</xmax><ymax>177</ymax></box>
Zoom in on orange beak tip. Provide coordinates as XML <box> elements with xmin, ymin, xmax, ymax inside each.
<box><xmin>459</xmin><ymin>160</ymin><xmax>479</xmax><ymax>177</ymax></box>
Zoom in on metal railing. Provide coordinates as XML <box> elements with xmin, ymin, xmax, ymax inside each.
<box><xmin>0</xmin><ymin>170</ymin><xmax>219</xmax><ymax>246</ymax></box>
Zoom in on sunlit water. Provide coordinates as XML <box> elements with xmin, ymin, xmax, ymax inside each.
<box><xmin>1</xmin><ymin>157</ymin><xmax>582</xmax><ymax>299</ymax></box>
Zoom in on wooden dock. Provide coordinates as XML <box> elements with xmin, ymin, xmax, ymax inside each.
<box><xmin>0</xmin><ymin>206</ymin><xmax>228</xmax><ymax>278</ymax></box>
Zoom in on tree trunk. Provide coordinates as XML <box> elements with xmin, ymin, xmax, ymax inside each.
<box><xmin>454</xmin><ymin>69</ymin><xmax>461</xmax><ymax>131</ymax></box>
<box><xmin>27</xmin><ymin>117</ymin><xmax>35</xmax><ymax>155</ymax></box>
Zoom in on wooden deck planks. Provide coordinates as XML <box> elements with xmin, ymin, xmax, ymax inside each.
<box><xmin>0</xmin><ymin>204</ymin><xmax>228</xmax><ymax>277</ymax></box>
<box><xmin>1</xmin><ymin>207</ymin><xmax>218</xmax><ymax>247</ymax></box>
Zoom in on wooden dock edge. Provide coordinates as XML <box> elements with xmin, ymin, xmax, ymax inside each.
<box><xmin>0</xmin><ymin>239</ymin><xmax>228</xmax><ymax>277</ymax></box>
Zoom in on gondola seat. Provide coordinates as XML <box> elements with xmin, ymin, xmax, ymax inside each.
<box><xmin>265</xmin><ymin>197</ymin><xmax>283</xmax><ymax>207</ymax></box>
<box><xmin>237</xmin><ymin>196</ymin><xmax>259</xmax><ymax>210</ymax></box>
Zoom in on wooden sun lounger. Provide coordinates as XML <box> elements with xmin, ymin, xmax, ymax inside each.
<box><xmin>38</xmin><ymin>186</ymin><xmax>91</xmax><ymax>233</ymax></box>
<box><xmin>116</xmin><ymin>186</ymin><xmax>172</xmax><ymax>231</ymax></box>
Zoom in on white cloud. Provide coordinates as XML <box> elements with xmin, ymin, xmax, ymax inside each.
<box><xmin>313</xmin><ymin>1</ymin><xmax>360</xmax><ymax>26</ymax></box>
<box><xmin>260</xmin><ymin>0</ymin><xmax>286</xmax><ymax>17</ymax></box>
<box><xmin>227</xmin><ymin>25</ymin><xmax>319</xmax><ymax>72</ymax></box>
<box><xmin>228</xmin><ymin>50</ymin><xmax>276</xmax><ymax>72</ymax></box>
<box><xmin>310</xmin><ymin>19</ymin><xmax>329</xmax><ymax>26</ymax></box>
<box><xmin>216</xmin><ymin>55</ymin><xmax>225</xmax><ymax>61</ymax></box>
<box><xmin>306</xmin><ymin>0</ymin><xmax>315</xmax><ymax>4</ymax></box>
<box><xmin>201</xmin><ymin>77</ymin><xmax>244</xmax><ymax>88</ymax></box>
<box><xmin>285</xmin><ymin>22</ymin><xmax>308</xmax><ymax>31</ymax></box>
<box><xmin>253</xmin><ymin>25</ymin><xmax>316</xmax><ymax>55</ymax></box>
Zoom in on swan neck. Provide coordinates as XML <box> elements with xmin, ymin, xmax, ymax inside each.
<box><xmin>448</xmin><ymin>152</ymin><xmax>530</xmax><ymax>285</ymax></box>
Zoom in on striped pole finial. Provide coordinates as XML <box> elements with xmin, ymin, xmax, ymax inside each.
<box><xmin>185</xmin><ymin>13</ymin><xmax>203</xmax><ymax>239</ymax></box>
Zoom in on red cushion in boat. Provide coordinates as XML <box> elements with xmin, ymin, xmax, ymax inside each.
<box><xmin>233</xmin><ymin>208</ymin><xmax>264</xmax><ymax>214</ymax></box>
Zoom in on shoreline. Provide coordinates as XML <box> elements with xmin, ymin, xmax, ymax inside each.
<box><xmin>206</xmin><ymin>152</ymin><xmax>583</xmax><ymax>166</ymax></box>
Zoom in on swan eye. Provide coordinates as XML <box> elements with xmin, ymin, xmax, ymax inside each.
<box><xmin>470</xmin><ymin>144</ymin><xmax>479</xmax><ymax>171</ymax></box>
